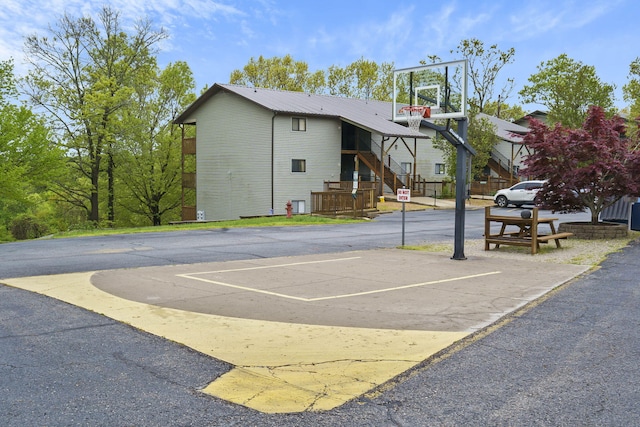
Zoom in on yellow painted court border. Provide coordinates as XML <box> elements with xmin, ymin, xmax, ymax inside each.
<box><xmin>3</xmin><ymin>269</ymin><xmax>470</xmax><ymax>413</ymax></box>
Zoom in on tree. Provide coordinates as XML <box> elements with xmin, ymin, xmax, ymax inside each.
<box><xmin>22</xmin><ymin>6</ymin><xmax>167</xmax><ymax>224</ymax></box>
<box><xmin>0</xmin><ymin>60</ymin><xmax>65</xmax><ymax>237</ymax></box>
<box><xmin>116</xmin><ymin>61</ymin><xmax>196</xmax><ymax>226</ymax></box>
<box><xmin>326</xmin><ymin>64</ymin><xmax>353</xmax><ymax>97</ymax></box>
<box><xmin>623</xmin><ymin>57</ymin><xmax>640</xmax><ymax>120</ymax></box>
<box><xmin>482</xmin><ymin>100</ymin><xmax>525</xmax><ymax>122</ymax></box>
<box><xmin>519</xmin><ymin>54</ymin><xmax>615</xmax><ymax>128</ymax></box>
<box><xmin>347</xmin><ymin>58</ymin><xmax>378</xmax><ymax>100</ymax></box>
<box><xmin>229</xmin><ymin>54</ymin><xmax>322</xmax><ymax>93</ymax></box>
<box><xmin>467</xmin><ymin>114</ymin><xmax>499</xmax><ymax>179</ymax></box>
<box><xmin>433</xmin><ymin>113</ymin><xmax>498</xmax><ymax>181</ymax></box>
<box><xmin>305</xmin><ymin>69</ymin><xmax>326</xmax><ymax>94</ymax></box>
<box><xmin>371</xmin><ymin>62</ymin><xmax>395</xmax><ymax>102</ymax></box>
<box><xmin>345</xmin><ymin>58</ymin><xmax>394</xmax><ymax>101</ymax></box>
<box><xmin>523</xmin><ymin>106</ymin><xmax>640</xmax><ymax>224</ymax></box>
<box><xmin>230</xmin><ymin>55</ymin><xmax>395</xmax><ymax>100</ymax></box>
<box><xmin>452</xmin><ymin>38</ymin><xmax>515</xmax><ymax>113</ymax></box>
<box><xmin>428</xmin><ymin>39</ymin><xmax>517</xmax><ymax>181</ymax></box>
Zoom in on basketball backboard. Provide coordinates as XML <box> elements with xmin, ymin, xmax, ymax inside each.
<box><xmin>392</xmin><ymin>59</ymin><xmax>468</xmax><ymax>122</ymax></box>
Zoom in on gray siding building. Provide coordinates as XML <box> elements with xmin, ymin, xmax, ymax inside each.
<box><xmin>174</xmin><ymin>84</ymin><xmax>436</xmax><ymax>221</ymax></box>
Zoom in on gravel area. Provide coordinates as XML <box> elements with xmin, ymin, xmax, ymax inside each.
<box><xmin>388</xmin><ymin>196</ymin><xmax>639</xmax><ymax>267</ymax></box>
<box><xmin>418</xmin><ymin>233</ymin><xmax>640</xmax><ymax>267</ymax></box>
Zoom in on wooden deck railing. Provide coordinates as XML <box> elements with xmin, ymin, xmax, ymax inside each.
<box><xmin>471</xmin><ymin>177</ymin><xmax>519</xmax><ymax>196</ymax></box>
<box><xmin>323</xmin><ymin>181</ymin><xmax>377</xmax><ymax>191</ymax></box>
<box><xmin>311</xmin><ymin>189</ymin><xmax>377</xmax><ymax>216</ymax></box>
<box><xmin>182</xmin><ymin>137</ymin><xmax>196</xmax><ymax>154</ymax></box>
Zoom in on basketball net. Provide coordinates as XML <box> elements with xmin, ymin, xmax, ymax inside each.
<box><xmin>399</xmin><ymin>106</ymin><xmax>430</xmax><ymax>133</ymax></box>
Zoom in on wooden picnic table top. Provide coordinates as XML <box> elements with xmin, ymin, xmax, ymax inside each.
<box><xmin>486</xmin><ymin>215</ymin><xmax>558</xmax><ymax>225</ymax></box>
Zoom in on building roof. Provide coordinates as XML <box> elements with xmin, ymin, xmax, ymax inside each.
<box><xmin>174</xmin><ymin>83</ymin><xmax>429</xmax><ymax>139</ymax></box>
<box><xmin>476</xmin><ymin>112</ymin><xmax>530</xmax><ymax>144</ymax></box>
<box><xmin>514</xmin><ymin>110</ymin><xmax>548</xmax><ymax>127</ymax></box>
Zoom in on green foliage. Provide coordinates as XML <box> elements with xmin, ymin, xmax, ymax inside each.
<box><xmin>623</xmin><ymin>57</ymin><xmax>640</xmax><ymax>119</ymax></box>
<box><xmin>53</xmin><ymin>215</ymin><xmax>363</xmax><ymax>238</ymax></box>
<box><xmin>426</xmin><ymin>38</ymin><xmax>515</xmax><ymax>183</ymax></box>
<box><xmin>115</xmin><ymin>61</ymin><xmax>196</xmax><ymax>226</ymax></box>
<box><xmin>431</xmin><ymin>132</ymin><xmax>456</xmax><ymax>180</ymax></box>
<box><xmin>394</xmin><ymin>66</ymin><xmax>448</xmax><ymax>106</ymax></box>
<box><xmin>482</xmin><ymin>101</ymin><xmax>525</xmax><ymax>122</ymax></box>
<box><xmin>4</xmin><ymin>192</ymin><xmax>67</xmax><ymax>240</ymax></box>
<box><xmin>432</xmin><ymin>114</ymin><xmax>499</xmax><ymax>181</ymax></box>
<box><xmin>229</xmin><ymin>54</ymin><xmax>318</xmax><ymax>92</ymax></box>
<box><xmin>0</xmin><ymin>60</ymin><xmax>66</xmax><ymax>234</ymax></box>
<box><xmin>438</xmin><ymin>180</ymin><xmax>454</xmax><ymax>198</ymax></box>
<box><xmin>0</xmin><ymin>60</ymin><xmax>18</xmax><ymax>100</ymax></box>
<box><xmin>519</xmin><ymin>54</ymin><xmax>616</xmax><ymax>128</ymax></box>
<box><xmin>9</xmin><ymin>214</ymin><xmax>50</xmax><ymax>240</ymax></box>
<box><xmin>467</xmin><ymin>114</ymin><xmax>499</xmax><ymax>179</ymax></box>
<box><xmin>230</xmin><ymin>55</ymin><xmax>394</xmax><ymax>100</ymax></box>
<box><xmin>336</xmin><ymin>57</ymin><xmax>394</xmax><ymax>100</ymax></box>
<box><xmin>23</xmin><ymin>6</ymin><xmax>168</xmax><ymax>224</ymax></box>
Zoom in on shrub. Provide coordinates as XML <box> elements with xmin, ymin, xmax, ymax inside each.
<box><xmin>10</xmin><ymin>215</ymin><xmax>50</xmax><ymax>240</ymax></box>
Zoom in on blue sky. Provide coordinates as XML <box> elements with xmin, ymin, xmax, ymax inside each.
<box><xmin>1</xmin><ymin>0</ymin><xmax>637</xmax><ymax>112</ymax></box>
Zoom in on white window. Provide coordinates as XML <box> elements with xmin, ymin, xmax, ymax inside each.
<box><xmin>401</xmin><ymin>162</ymin><xmax>412</xmax><ymax>174</ymax></box>
<box><xmin>292</xmin><ymin>159</ymin><xmax>306</xmax><ymax>173</ymax></box>
<box><xmin>292</xmin><ymin>200</ymin><xmax>305</xmax><ymax>214</ymax></box>
<box><xmin>435</xmin><ymin>163</ymin><xmax>445</xmax><ymax>175</ymax></box>
<box><xmin>292</xmin><ymin>117</ymin><xmax>307</xmax><ymax>131</ymax></box>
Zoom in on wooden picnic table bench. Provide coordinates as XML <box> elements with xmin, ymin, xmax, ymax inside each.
<box><xmin>484</xmin><ymin>206</ymin><xmax>573</xmax><ymax>255</ymax></box>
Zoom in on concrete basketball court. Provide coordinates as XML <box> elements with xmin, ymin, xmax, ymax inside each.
<box><xmin>4</xmin><ymin>248</ymin><xmax>589</xmax><ymax>413</ymax></box>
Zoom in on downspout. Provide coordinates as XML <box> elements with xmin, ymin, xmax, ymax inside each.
<box><xmin>380</xmin><ymin>138</ymin><xmax>386</xmax><ymax>197</ymax></box>
<box><xmin>271</xmin><ymin>112</ymin><xmax>277</xmax><ymax>213</ymax></box>
<box><xmin>413</xmin><ymin>138</ymin><xmax>417</xmax><ymax>188</ymax></box>
<box><xmin>180</xmin><ymin>123</ymin><xmax>185</xmax><ymax>220</ymax></box>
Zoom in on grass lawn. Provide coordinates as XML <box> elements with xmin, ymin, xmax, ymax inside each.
<box><xmin>8</xmin><ymin>197</ymin><xmax>494</xmax><ymax>242</ymax></box>
<box><xmin>52</xmin><ymin>215</ymin><xmax>364</xmax><ymax>239</ymax></box>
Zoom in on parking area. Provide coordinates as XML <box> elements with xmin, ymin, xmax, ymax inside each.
<box><xmin>4</xmin><ymin>248</ymin><xmax>588</xmax><ymax>413</ymax></box>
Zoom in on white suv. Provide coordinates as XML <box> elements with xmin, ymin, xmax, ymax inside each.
<box><xmin>493</xmin><ymin>180</ymin><xmax>546</xmax><ymax>208</ymax></box>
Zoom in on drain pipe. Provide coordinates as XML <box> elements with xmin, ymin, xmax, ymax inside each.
<box><xmin>271</xmin><ymin>112</ymin><xmax>277</xmax><ymax>213</ymax></box>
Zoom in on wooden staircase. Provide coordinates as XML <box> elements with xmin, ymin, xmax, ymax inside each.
<box><xmin>487</xmin><ymin>157</ymin><xmax>512</xmax><ymax>180</ymax></box>
<box><xmin>356</xmin><ymin>151</ymin><xmax>405</xmax><ymax>194</ymax></box>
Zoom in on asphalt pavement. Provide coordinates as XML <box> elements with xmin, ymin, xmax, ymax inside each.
<box><xmin>3</xmin><ymin>248</ymin><xmax>589</xmax><ymax>414</ymax></box>
<box><xmin>0</xmin><ymin>207</ymin><xmax>640</xmax><ymax>426</ymax></box>
<box><xmin>0</xmin><ymin>206</ymin><xmax>592</xmax><ymax>279</ymax></box>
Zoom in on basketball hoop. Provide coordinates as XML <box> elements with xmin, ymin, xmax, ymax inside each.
<box><xmin>399</xmin><ymin>106</ymin><xmax>430</xmax><ymax>132</ymax></box>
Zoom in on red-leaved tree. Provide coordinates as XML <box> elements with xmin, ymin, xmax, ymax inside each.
<box><xmin>523</xmin><ymin>106</ymin><xmax>640</xmax><ymax>224</ymax></box>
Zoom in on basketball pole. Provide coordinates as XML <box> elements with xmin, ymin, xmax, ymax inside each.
<box><xmin>452</xmin><ymin>118</ymin><xmax>469</xmax><ymax>260</ymax></box>
<box><xmin>420</xmin><ymin>118</ymin><xmax>474</xmax><ymax>260</ymax></box>
<box><xmin>394</xmin><ymin>59</ymin><xmax>471</xmax><ymax>260</ymax></box>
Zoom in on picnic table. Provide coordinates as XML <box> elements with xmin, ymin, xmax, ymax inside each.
<box><xmin>484</xmin><ymin>206</ymin><xmax>573</xmax><ymax>255</ymax></box>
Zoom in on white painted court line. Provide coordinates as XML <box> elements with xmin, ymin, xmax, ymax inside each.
<box><xmin>305</xmin><ymin>271</ymin><xmax>502</xmax><ymax>301</ymax></box>
<box><xmin>176</xmin><ymin>256</ymin><xmax>361</xmax><ymax>302</ymax></box>
<box><xmin>176</xmin><ymin>257</ymin><xmax>502</xmax><ymax>302</ymax></box>
<box><xmin>179</xmin><ymin>256</ymin><xmax>362</xmax><ymax>275</ymax></box>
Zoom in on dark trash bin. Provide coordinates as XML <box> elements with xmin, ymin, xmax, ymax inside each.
<box><xmin>631</xmin><ymin>203</ymin><xmax>640</xmax><ymax>231</ymax></box>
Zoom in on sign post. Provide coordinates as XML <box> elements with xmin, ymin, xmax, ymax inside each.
<box><xmin>397</xmin><ymin>188</ymin><xmax>411</xmax><ymax>246</ymax></box>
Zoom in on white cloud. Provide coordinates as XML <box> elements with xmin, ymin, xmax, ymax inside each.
<box><xmin>303</xmin><ymin>7</ymin><xmax>416</xmax><ymax>67</ymax></box>
<box><xmin>0</xmin><ymin>0</ymin><xmax>250</xmax><ymax>75</ymax></box>
<box><xmin>507</xmin><ymin>0</ymin><xmax>621</xmax><ymax>40</ymax></box>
